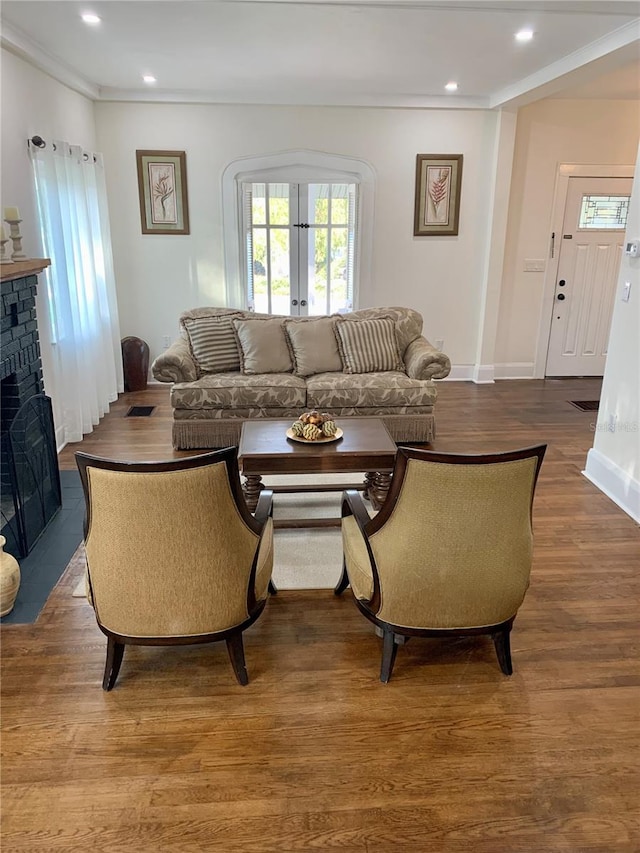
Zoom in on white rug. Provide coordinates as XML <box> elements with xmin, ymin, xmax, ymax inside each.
<box><xmin>72</xmin><ymin>472</ymin><xmax>372</xmax><ymax>595</ymax></box>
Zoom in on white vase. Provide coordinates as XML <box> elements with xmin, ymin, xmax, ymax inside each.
<box><xmin>0</xmin><ymin>535</ymin><xmax>21</xmax><ymax>616</ymax></box>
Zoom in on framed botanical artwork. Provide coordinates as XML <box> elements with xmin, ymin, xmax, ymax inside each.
<box><xmin>136</xmin><ymin>150</ymin><xmax>190</xmax><ymax>235</ymax></box>
<box><xmin>414</xmin><ymin>154</ymin><xmax>463</xmax><ymax>236</ymax></box>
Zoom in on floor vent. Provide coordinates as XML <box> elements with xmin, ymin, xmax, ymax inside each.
<box><xmin>126</xmin><ymin>406</ymin><xmax>155</xmax><ymax>417</ymax></box>
<box><xmin>569</xmin><ymin>400</ymin><xmax>599</xmax><ymax>412</ymax></box>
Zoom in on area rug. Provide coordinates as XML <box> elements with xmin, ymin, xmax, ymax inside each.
<box><xmin>71</xmin><ymin>472</ymin><xmax>371</xmax><ymax>597</ymax></box>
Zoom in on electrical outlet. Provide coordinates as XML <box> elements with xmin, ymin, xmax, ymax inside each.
<box><xmin>435</xmin><ymin>338</ymin><xmax>444</xmax><ymax>351</ymax></box>
<box><xmin>162</xmin><ymin>335</ymin><xmax>171</xmax><ymax>349</ymax></box>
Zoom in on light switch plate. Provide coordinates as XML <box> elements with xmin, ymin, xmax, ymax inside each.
<box><xmin>524</xmin><ymin>259</ymin><xmax>546</xmax><ymax>272</ymax></box>
<box><xmin>622</xmin><ymin>281</ymin><xmax>631</xmax><ymax>302</ymax></box>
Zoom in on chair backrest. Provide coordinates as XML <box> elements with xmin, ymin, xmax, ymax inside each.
<box><xmin>75</xmin><ymin>448</ymin><xmax>272</xmax><ymax>639</ymax></box>
<box><xmin>363</xmin><ymin>445</ymin><xmax>546</xmax><ymax>629</ymax></box>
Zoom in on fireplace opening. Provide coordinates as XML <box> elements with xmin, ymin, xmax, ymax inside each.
<box><xmin>1</xmin><ymin>394</ymin><xmax>61</xmax><ymax>558</ymax></box>
<box><xmin>1</xmin><ymin>268</ymin><xmax>61</xmax><ymax>559</ymax></box>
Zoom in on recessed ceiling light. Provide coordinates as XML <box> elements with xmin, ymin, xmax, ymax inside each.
<box><xmin>143</xmin><ymin>75</ymin><xmax>157</xmax><ymax>84</ymax></box>
<box><xmin>445</xmin><ymin>82</ymin><xmax>458</xmax><ymax>92</ymax></box>
<box><xmin>515</xmin><ymin>29</ymin><xmax>534</xmax><ymax>42</ymax></box>
<box><xmin>81</xmin><ymin>13</ymin><xmax>101</xmax><ymax>24</ymax></box>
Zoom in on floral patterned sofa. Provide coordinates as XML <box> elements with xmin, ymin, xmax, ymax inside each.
<box><xmin>151</xmin><ymin>306</ymin><xmax>451</xmax><ymax>450</ymax></box>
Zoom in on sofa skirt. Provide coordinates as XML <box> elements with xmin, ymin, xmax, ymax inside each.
<box><xmin>171</xmin><ymin>412</ymin><xmax>435</xmax><ymax>450</ymax></box>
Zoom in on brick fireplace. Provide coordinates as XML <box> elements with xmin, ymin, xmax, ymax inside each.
<box><xmin>1</xmin><ymin>259</ymin><xmax>60</xmax><ymax>559</ymax></box>
<box><xmin>1</xmin><ymin>268</ymin><xmax>45</xmax><ymax>429</ymax></box>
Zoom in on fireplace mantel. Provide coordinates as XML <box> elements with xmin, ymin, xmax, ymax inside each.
<box><xmin>0</xmin><ymin>258</ymin><xmax>51</xmax><ymax>283</ymax></box>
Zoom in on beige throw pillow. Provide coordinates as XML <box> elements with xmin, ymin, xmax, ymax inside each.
<box><xmin>284</xmin><ymin>318</ymin><xmax>343</xmax><ymax>377</ymax></box>
<box><xmin>183</xmin><ymin>316</ymin><xmax>241</xmax><ymax>374</ymax></box>
<box><xmin>233</xmin><ymin>317</ymin><xmax>293</xmax><ymax>374</ymax></box>
<box><xmin>334</xmin><ymin>317</ymin><xmax>404</xmax><ymax>374</ymax></box>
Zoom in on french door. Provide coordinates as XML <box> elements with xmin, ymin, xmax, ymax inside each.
<box><xmin>241</xmin><ymin>181</ymin><xmax>357</xmax><ymax>316</ymax></box>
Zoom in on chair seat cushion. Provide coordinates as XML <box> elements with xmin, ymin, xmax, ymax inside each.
<box><xmin>171</xmin><ymin>373</ymin><xmax>307</xmax><ymax>411</ymax></box>
<box><xmin>306</xmin><ymin>372</ymin><xmax>437</xmax><ymax>409</ymax></box>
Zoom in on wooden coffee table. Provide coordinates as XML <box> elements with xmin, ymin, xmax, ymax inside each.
<box><xmin>238</xmin><ymin>418</ymin><xmax>397</xmax><ymax>528</ymax></box>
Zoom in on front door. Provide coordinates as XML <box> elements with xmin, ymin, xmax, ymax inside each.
<box><xmin>545</xmin><ymin>176</ymin><xmax>632</xmax><ymax>377</ymax></box>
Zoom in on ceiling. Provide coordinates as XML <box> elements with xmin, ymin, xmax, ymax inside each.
<box><xmin>1</xmin><ymin>0</ymin><xmax>639</xmax><ymax>109</ymax></box>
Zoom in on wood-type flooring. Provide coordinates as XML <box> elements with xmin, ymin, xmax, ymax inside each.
<box><xmin>2</xmin><ymin>378</ymin><xmax>639</xmax><ymax>852</ymax></box>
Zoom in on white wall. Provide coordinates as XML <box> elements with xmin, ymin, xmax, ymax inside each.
<box><xmin>584</xmin><ymin>141</ymin><xmax>640</xmax><ymax>522</ymax></box>
<box><xmin>496</xmin><ymin>98</ymin><xmax>640</xmax><ymax>376</ymax></box>
<box><xmin>94</xmin><ymin>102</ymin><xmax>504</xmax><ymax>366</ymax></box>
<box><xmin>0</xmin><ymin>47</ymin><xmax>98</xmax><ymax>427</ymax></box>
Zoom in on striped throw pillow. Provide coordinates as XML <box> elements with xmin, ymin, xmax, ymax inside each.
<box><xmin>334</xmin><ymin>318</ymin><xmax>403</xmax><ymax>374</ymax></box>
<box><xmin>183</xmin><ymin>316</ymin><xmax>241</xmax><ymax>374</ymax></box>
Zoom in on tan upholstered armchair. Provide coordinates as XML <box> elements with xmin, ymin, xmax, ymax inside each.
<box><xmin>75</xmin><ymin>448</ymin><xmax>274</xmax><ymax>690</ymax></box>
<box><xmin>336</xmin><ymin>445</ymin><xmax>546</xmax><ymax>682</ymax></box>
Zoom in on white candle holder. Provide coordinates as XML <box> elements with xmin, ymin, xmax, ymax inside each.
<box><xmin>0</xmin><ymin>238</ymin><xmax>14</xmax><ymax>263</ymax></box>
<box><xmin>4</xmin><ymin>219</ymin><xmax>26</xmax><ymax>260</ymax></box>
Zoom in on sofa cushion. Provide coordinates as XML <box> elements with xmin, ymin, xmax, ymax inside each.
<box><xmin>284</xmin><ymin>317</ymin><xmax>343</xmax><ymax>377</ymax></box>
<box><xmin>182</xmin><ymin>315</ymin><xmax>241</xmax><ymax>375</ymax></box>
<box><xmin>171</xmin><ymin>372</ymin><xmax>306</xmax><ymax>411</ymax></box>
<box><xmin>334</xmin><ymin>317</ymin><xmax>403</xmax><ymax>374</ymax></box>
<box><xmin>306</xmin><ymin>372</ymin><xmax>437</xmax><ymax>409</ymax></box>
<box><xmin>233</xmin><ymin>318</ymin><xmax>293</xmax><ymax>374</ymax></box>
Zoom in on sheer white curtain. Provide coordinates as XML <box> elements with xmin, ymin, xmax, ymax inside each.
<box><xmin>29</xmin><ymin>139</ymin><xmax>123</xmax><ymax>443</ymax></box>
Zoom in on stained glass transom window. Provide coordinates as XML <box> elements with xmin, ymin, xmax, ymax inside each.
<box><xmin>578</xmin><ymin>195</ymin><xmax>630</xmax><ymax>229</ymax></box>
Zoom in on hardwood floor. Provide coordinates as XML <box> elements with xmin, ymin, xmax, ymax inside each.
<box><xmin>3</xmin><ymin>378</ymin><xmax>639</xmax><ymax>852</ymax></box>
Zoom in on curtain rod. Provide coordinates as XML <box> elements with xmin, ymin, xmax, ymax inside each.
<box><xmin>28</xmin><ymin>136</ymin><xmax>97</xmax><ymax>162</ymax></box>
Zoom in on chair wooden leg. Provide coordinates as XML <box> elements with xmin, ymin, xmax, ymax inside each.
<box><xmin>380</xmin><ymin>629</ymin><xmax>399</xmax><ymax>683</ymax></box>
<box><xmin>268</xmin><ymin>579</ymin><xmax>278</xmax><ymax>595</ymax></box>
<box><xmin>102</xmin><ymin>636</ymin><xmax>125</xmax><ymax>691</ymax></box>
<box><xmin>226</xmin><ymin>632</ymin><xmax>249</xmax><ymax>686</ymax></box>
<box><xmin>334</xmin><ymin>559</ymin><xmax>350</xmax><ymax>595</ymax></box>
<box><xmin>492</xmin><ymin>625</ymin><xmax>513</xmax><ymax>675</ymax></box>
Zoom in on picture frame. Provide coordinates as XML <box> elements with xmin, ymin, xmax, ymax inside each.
<box><xmin>414</xmin><ymin>154</ymin><xmax>463</xmax><ymax>236</ymax></box>
<box><xmin>136</xmin><ymin>150</ymin><xmax>190</xmax><ymax>235</ymax></box>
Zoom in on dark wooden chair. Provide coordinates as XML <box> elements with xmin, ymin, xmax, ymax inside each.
<box><xmin>75</xmin><ymin>447</ymin><xmax>275</xmax><ymax>690</ymax></box>
<box><xmin>335</xmin><ymin>444</ymin><xmax>546</xmax><ymax>682</ymax></box>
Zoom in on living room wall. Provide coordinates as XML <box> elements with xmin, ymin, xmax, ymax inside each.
<box><xmin>94</xmin><ymin>101</ymin><xmax>504</xmax><ymax>369</ymax></box>
<box><xmin>0</xmin><ymin>48</ymin><xmax>98</xmax><ymax>428</ymax></box>
<box><xmin>584</xmin><ymin>139</ymin><xmax>640</xmax><ymax>522</ymax></box>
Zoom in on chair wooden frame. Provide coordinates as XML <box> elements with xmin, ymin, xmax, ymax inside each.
<box><xmin>335</xmin><ymin>444</ymin><xmax>546</xmax><ymax>682</ymax></box>
<box><xmin>76</xmin><ymin>447</ymin><xmax>275</xmax><ymax>690</ymax></box>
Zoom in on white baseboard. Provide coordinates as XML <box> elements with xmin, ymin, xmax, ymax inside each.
<box><xmin>494</xmin><ymin>362</ymin><xmax>535</xmax><ymax>379</ymax></box>
<box><xmin>444</xmin><ymin>364</ymin><xmax>475</xmax><ymax>381</ymax></box>
<box><xmin>472</xmin><ymin>363</ymin><xmax>495</xmax><ymax>384</ymax></box>
<box><xmin>583</xmin><ymin>448</ymin><xmax>640</xmax><ymax>523</ymax></box>
<box><xmin>444</xmin><ymin>363</ymin><xmax>536</xmax><ymax>382</ymax></box>
<box><xmin>444</xmin><ymin>364</ymin><xmax>495</xmax><ymax>382</ymax></box>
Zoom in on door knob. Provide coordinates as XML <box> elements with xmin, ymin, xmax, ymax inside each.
<box><xmin>558</xmin><ymin>279</ymin><xmax>566</xmax><ymax>287</ymax></box>
<box><xmin>291</xmin><ymin>299</ymin><xmax>298</xmax><ymax>306</ymax></box>
<box><xmin>300</xmin><ymin>300</ymin><xmax>307</xmax><ymax>307</ymax></box>
<box><xmin>557</xmin><ymin>293</ymin><xmax>566</xmax><ymax>301</ymax></box>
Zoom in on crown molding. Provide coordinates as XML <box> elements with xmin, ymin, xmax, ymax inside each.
<box><xmin>96</xmin><ymin>87</ymin><xmax>490</xmax><ymax>109</ymax></box>
<box><xmin>490</xmin><ymin>19</ymin><xmax>640</xmax><ymax>108</ymax></box>
<box><xmin>1</xmin><ymin>21</ymin><xmax>99</xmax><ymax>101</ymax></box>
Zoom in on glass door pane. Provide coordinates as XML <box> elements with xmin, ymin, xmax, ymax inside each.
<box><xmin>305</xmin><ymin>183</ymin><xmax>354</xmax><ymax>315</ymax></box>
<box><xmin>245</xmin><ymin>182</ymin><xmax>298</xmax><ymax>315</ymax></box>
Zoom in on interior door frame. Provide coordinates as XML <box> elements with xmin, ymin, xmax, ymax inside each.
<box><xmin>533</xmin><ymin>163</ymin><xmax>635</xmax><ymax>379</ymax></box>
